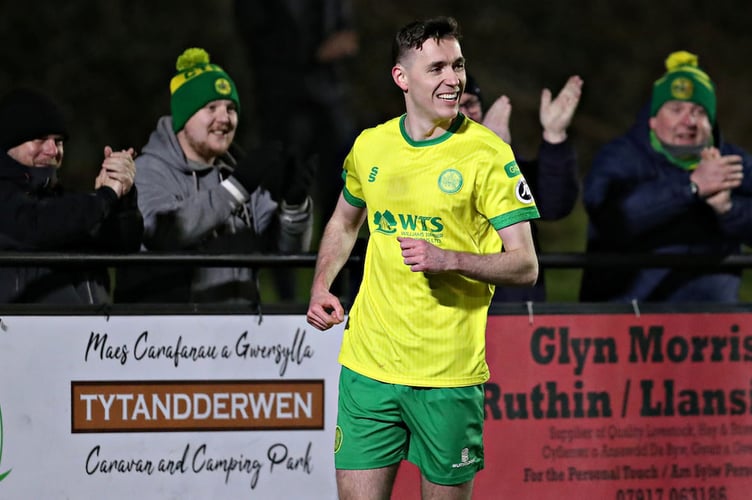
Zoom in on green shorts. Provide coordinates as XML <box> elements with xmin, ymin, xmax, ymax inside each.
<box><xmin>334</xmin><ymin>366</ymin><xmax>485</xmax><ymax>485</ymax></box>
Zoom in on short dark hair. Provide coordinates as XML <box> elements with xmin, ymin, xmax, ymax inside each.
<box><xmin>391</xmin><ymin>16</ymin><xmax>461</xmax><ymax>65</ymax></box>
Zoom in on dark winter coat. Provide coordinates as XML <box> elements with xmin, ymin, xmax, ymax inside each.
<box><xmin>0</xmin><ymin>152</ymin><xmax>143</xmax><ymax>304</ymax></box>
<box><xmin>580</xmin><ymin>107</ymin><xmax>752</xmax><ymax>302</ymax></box>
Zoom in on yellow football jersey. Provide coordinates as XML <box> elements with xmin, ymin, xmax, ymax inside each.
<box><xmin>339</xmin><ymin>114</ymin><xmax>539</xmax><ymax>387</ymax></box>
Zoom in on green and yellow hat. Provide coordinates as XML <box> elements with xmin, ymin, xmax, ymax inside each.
<box><xmin>650</xmin><ymin>50</ymin><xmax>716</xmax><ymax>124</ymax></box>
<box><xmin>169</xmin><ymin>48</ymin><xmax>240</xmax><ymax>132</ymax></box>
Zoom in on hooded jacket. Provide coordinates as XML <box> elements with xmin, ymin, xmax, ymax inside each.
<box><xmin>580</xmin><ymin>106</ymin><xmax>752</xmax><ymax>302</ymax></box>
<box><xmin>115</xmin><ymin>116</ymin><xmax>312</xmax><ymax>304</ymax></box>
<box><xmin>0</xmin><ymin>152</ymin><xmax>143</xmax><ymax>304</ymax></box>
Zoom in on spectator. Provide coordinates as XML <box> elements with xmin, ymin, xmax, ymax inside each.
<box><xmin>114</xmin><ymin>48</ymin><xmax>314</xmax><ymax>304</ymax></box>
<box><xmin>460</xmin><ymin>73</ymin><xmax>582</xmax><ymax>302</ymax></box>
<box><xmin>580</xmin><ymin>50</ymin><xmax>752</xmax><ymax>303</ymax></box>
<box><xmin>234</xmin><ymin>0</ymin><xmax>359</xmax><ymax>301</ymax></box>
<box><xmin>306</xmin><ymin>17</ymin><xmax>539</xmax><ymax>499</ymax></box>
<box><xmin>0</xmin><ymin>88</ymin><xmax>142</xmax><ymax>304</ymax></box>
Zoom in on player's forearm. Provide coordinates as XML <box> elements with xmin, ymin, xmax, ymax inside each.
<box><xmin>453</xmin><ymin>247</ymin><xmax>538</xmax><ymax>287</ymax></box>
<box><xmin>311</xmin><ymin>217</ymin><xmax>361</xmax><ymax>293</ymax></box>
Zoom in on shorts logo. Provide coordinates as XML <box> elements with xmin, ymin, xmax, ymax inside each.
<box><xmin>214</xmin><ymin>77</ymin><xmax>233</xmax><ymax>96</ymax></box>
<box><xmin>334</xmin><ymin>425</ymin><xmax>343</xmax><ymax>453</ymax></box>
<box><xmin>373</xmin><ymin>210</ymin><xmax>398</xmax><ymax>235</ymax></box>
<box><xmin>504</xmin><ymin>161</ymin><xmax>520</xmax><ymax>178</ymax></box>
<box><xmin>670</xmin><ymin>77</ymin><xmax>694</xmax><ymax>100</ymax></box>
<box><xmin>438</xmin><ymin>169</ymin><xmax>463</xmax><ymax>194</ymax></box>
<box><xmin>515</xmin><ymin>178</ymin><xmax>534</xmax><ymax>204</ymax></box>
<box><xmin>0</xmin><ymin>403</ymin><xmax>11</xmax><ymax>482</ymax></box>
<box><xmin>451</xmin><ymin>446</ymin><xmax>479</xmax><ymax>469</ymax></box>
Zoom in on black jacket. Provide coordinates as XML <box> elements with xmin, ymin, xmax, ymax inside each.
<box><xmin>0</xmin><ymin>152</ymin><xmax>143</xmax><ymax>304</ymax></box>
<box><xmin>492</xmin><ymin>139</ymin><xmax>580</xmax><ymax>302</ymax></box>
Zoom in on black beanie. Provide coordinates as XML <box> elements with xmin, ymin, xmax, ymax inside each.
<box><xmin>0</xmin><ymin>88</ymin><xmax>69</xmax><ymax>152</ymax></box>
<box><xmin>464</xmin><ymin>73</ymin><xmax>483</xmax><ymax>105</ymax></box>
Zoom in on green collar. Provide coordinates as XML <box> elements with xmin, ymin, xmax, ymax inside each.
<box><xmin>399</xmin><ymin>114</ymin><xmax>464</xmax><ymax>147</ymax></box>
<box><xmin>649</xmin><ymin>130</ymin><xmax>705</xmax><ymax>171</ymax></box>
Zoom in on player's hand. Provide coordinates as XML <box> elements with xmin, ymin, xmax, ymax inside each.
<box><xmin>307</xmin><ymin>288</ymin><xmax>345</xmax><ymax>331</ymax></box>
<box><xmin>398</xmin><ymin>236</ymin><xmax>454</xmax><ymax>273</ymax></box>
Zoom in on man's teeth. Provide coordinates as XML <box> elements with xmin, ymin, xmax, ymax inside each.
<box><xmin>438</xmin><ymin>93</ymin><xmax>458</xmax><ymax>101</ymax></box>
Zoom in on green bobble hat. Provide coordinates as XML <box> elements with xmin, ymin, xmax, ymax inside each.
<box><xmin>650</xmin><ymin>50</ymin><xmax>716</xmax><ymax>124</ymax></box>
<box><xmin>169</xmin><ymin>48</ymin><xmax>240</xmax><ymax>132</ymax></box>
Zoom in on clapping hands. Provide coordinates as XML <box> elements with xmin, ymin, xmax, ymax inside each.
<box><xmin>540</xmin><ymin>75</ymin><xmax>583</xmax><ymax>144</ymax></box>
<box><xmin>96</xmin><ymin>146</ymin><xmax>136</xmax><ymax>198</ymax></box>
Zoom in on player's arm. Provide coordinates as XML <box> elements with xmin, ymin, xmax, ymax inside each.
<box><xmin>307</xmin><ymin>194</ymin><xmax>367</xmax><ymax>330</ymax></box>
<box><xmin>398</xmin><ymin>220</ymin><xmax>538</xmax><ymax>286</ymax></box>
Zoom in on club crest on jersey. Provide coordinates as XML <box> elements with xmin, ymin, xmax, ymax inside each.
<box><xmin>516</xmin><ymin>178</ymin><xmax>534</xmax><ymax>204</ymax></box>
<box><xmin>438</xmin><ymin>168</ymin><xmax>463</xmax><ymax>194</ymax></box>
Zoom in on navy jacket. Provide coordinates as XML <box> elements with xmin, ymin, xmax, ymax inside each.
<box><xmin>580</xmin><ymin>107</ymin><xmax>752</xmax><ymax>302</ymax></box>
<box><xmin>0</xmin><ymin>152</ymin><xmax>143</xmax><ymax>304</ymax></box>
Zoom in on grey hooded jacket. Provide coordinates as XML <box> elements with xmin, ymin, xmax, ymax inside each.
<box><xmin>115</xmin><ymin>116</ymin><xmax>312</xmax><ymax>304</ymax></box>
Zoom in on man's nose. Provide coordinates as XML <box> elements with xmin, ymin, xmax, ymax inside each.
<box><xmin>216</xmin><ymin>106</ymin><xmax>232</xmax><ymax>122</ymax></box>
<box><xmin>681</xmin><ymin>110</ymin><xmax>698</xmax><ymax>126</ymax></box>
<box><xmin>41</xmin><ymin>138</ymin><xmax>61</xmax><ymax>154</ymax></box>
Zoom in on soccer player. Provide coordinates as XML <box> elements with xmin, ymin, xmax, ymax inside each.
<box><xmin>306</xmin><ymin>16</ymin><xmax>539</xmax><ymax>500</ymax></box>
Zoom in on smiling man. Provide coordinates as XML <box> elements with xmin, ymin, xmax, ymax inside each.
<box><xmin>581</xmin><ymin>50</ymin><xmax>752</xmax><ymax>303</ymax></box>
<box><xmin>115</xmin><ymin>48</ymin><xmax>314</xmax><ymax>304</ymax></box>
<box><xmin>306</xmin><ymin>17</ymin><xmax>539</xmax><ymax>500</ymax></box>
<box><xmin>0</xmin><ymin>88</ymin><xmax>142</xmax><ymax>303</ymax></box>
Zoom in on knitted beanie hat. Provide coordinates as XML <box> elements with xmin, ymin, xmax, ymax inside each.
<box><xmin>169</xmin><ymin>48</ymin><xmax>240</xmax><ymax>132</ymax></box>
<box><xmin>0</xmin><ymin>88</ymin><xmax>68</xmax><ymax>152</ymax></box>
<box><xmin>464</xmin><ymin>73</ymin><xmax>483</xmax><ymax>105</ymax></box>
<box><xmin>651</xmin><ymin>50</ymin><xmax>716</xmax><ymax>124</ymax></box>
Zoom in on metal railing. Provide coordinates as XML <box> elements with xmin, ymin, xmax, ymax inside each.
<box><xmin>1</xmin><ymin>251</ymin><xmax>751</xmax><ymax>315</ymax></box>
<box><xmin>0</xmin><ymin>251</ymin><xmax>750</xmax><ymax>269</ymax></box>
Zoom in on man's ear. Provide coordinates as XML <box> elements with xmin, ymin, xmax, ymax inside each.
<box><xmin>392</xmin><ymin>64</ymin><xmax>408</xmax><ymax>92</ymax></box>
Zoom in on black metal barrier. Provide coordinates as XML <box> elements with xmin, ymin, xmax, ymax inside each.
<box><xmin>0</xmin><ymin>252</ymin><xmax>751</xmax><ymax>316</ymax></box>
<box><xmin>1</xmin><ymin>251</ymin><xmax>752</xmax><ymax>269</ymax></box>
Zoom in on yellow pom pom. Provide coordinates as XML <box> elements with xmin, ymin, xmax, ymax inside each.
<box><xmin>176</xmin><ymin>48</ymin><xmax>211</xmax><ymax>72</ymax></box>
<box><xmin>665</xmin><ymin>50</ymin><xmax>698</xmax><ymax>71</ymax></box>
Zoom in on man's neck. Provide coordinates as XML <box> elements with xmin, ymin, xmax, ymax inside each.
<box><xmin>402</xmin><ymin>112</ymin><xmax>458</xmax><ymax>142</ymax></box>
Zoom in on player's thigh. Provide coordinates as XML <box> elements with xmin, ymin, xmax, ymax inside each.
<box><xmin>335</xmin><ymin>366</ymin><xmax>408</xmax><ymax>470</ymax></box>
<box><xmin>336</xmin><ymin>464</ymin><xmax>400</xmax><ymax>500</ymax></box>
<box><xmin>420</xmin><ymin>474</ymin><xmax>475</xmax><ymax>500</ymax></box>
<box><xmin>403</xmin><ymin>384</ymin><xmax>485</xmax><ymax>486</ymax></box>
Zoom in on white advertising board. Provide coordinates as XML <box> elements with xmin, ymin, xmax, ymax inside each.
<box><xmin>0</xmin><ymin>314</ymin><xmax>344</xmax><ymax>499</ymax></box>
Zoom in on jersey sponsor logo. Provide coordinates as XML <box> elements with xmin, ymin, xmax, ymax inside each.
<box><xmin>373</xmin><ymin>210</ymin><xmax>398</xmax><ymax>234</ymax></box>
<box><xmin>438</xmin><ymin>168</ymin><xmax>463</xmax><ymax>194</ymax></box>
<box><xmin>504</xmin><ymin>160</ymin><xmax>520</xmax><ymax>178</ymax></box>
<box><xmin>368</xmin><ymin>166</ymin><xmax>379</xmax><ymax>183</ymax></box>
<box><xmin>372</xmin><ymin>211</ymin><xmax>444</xmax><ymax>236</ymax></box>
<box><xmin>515</xmin><ymin>178</ymin><xmax>534</xmax><ymax>204</ymax></box>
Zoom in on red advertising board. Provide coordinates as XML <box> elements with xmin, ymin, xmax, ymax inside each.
<box><xmin>393</xmin><ymin>312</ymin><xmax>752</xmax><ymax>499</ymax></box>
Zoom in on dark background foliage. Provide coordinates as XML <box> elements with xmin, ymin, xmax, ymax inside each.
<box><xmin>3</xmin><ymin>0</ymin><xmax>751</xmax><ymax>300</ymax></box>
